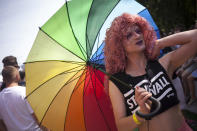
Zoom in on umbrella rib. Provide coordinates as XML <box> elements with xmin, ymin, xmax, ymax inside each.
<box><xmin>65</xmin><ymin>3</ymin><xmax>87</xmax><ymax>61</ymax></box>
<box><xmin>91</xmin><ymin>52</ymin><xmax>104</xmax><ymax>62</ymax></box>
<box><xmin>89</xmin><ymin>67</ymin><xmax>111</xmax><ymax>131</ymax></box>
<box><xmin>39</xmin><ymin>28</ymin><xmax>86</xmax><ymax>62</ymax></box>
<box><xmin>87</xmin><ymin>0</ymin><xmax>120</xmax><ymax>59</ymax></box>
<box><xmin>93</xmin><ymin>58</ymin><xmax>104</xmax><ymax>63</ymax></box>
<box><xmin>24</xmin><ymin>60</ymin><xmax>86</xmax><ymax>66</ymax></box>
<box><xmin>138</xmin><ymin>8</ymin><xmax>147</xmax><ymax>15</ymax></box>
<box><xmin>86</xmin><ymin>34</ymin><xmax>91</xmax><ymax>60</ymax></box>
<box><xmin>39</xmin><ymin>65</ymin><xmax>86</xmax><ymax>124</ymax></box>
<box><xmin>62</xmin><ymin>68</ymin><xmax>86</xmax><ymax>75</ymax></box>
<box><xmin>94</xmin><ymin>32</ymin><xmax>101</xmax><ymax>61</ymax></box>
<box><xmin>82</xmin><ymin>67</ymin><xmax>93</xmax><ymax>131</ymax></box>
<box><xmin>82</xmin><ymin>67</ymin><xmax>109</xmax><ymax>129</ymax></box>
<box><xmin>93</xmin><ymin>69</ymin><xmax>104</xmax><ymax>86</ymax></box>
<box><xmin>83</xmin><ymin>67</ymin><xmax>92</xmax><ymax>95</ymax></box>
<box><xmin>85</xmin><ymin>0</ymin><xmax>95</xmax><ymax>61</ymax></box>
<box><xmin>92</xmin><ymin>69</ymin><xmax>112</xmax><ymax>131</ymax></box>
<box><xmin>63</xmin><ymin>67</ymin><xmax>88</xmax><ymax>131</ymax></box>
<box><xmin>25</xmin><ymin>64</ymin><xmax>85</xmax><ymax>98</ymax></box>
<box><xmin>89</xmin><ymin>67</ymin><xmax>104</xmax><ymax>87</ymax></box>
<box><xmin>73</xmin><ymin>68</ymin><xmax>88</xmax><ymax>91</ymax></box>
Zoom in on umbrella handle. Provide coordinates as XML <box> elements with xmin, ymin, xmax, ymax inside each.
<box><xmin>136</xmin><ymin>96</ymin><xmax>161</xmax><ymax>120</ymax></box>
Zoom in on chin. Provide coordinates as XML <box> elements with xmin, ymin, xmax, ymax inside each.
<box><xmin>139</xmin><ymin>44</ymin><xmax>146</xmax><ymax>51</ymax></box>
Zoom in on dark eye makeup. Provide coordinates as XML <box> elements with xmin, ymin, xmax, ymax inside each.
<box><xmin>136</xmin><ymin>29</ymin><xmax>142</xmax><ymax>34</ymax></box>
<box><xmin>126</xmin><ymin>27</ymin><xmax>142</xmax><ymax>40</ymax></box>
<box><xmin>126</xmin><ymin>33</ymin><xmax>132</xmax><ymax>39</ymax></box>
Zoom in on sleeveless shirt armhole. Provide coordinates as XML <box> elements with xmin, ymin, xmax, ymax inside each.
<box><xmin>153</xmin><ymin>60</ymin><xmax>170</xmax><ymax>76</ymax></box>
<box><xmin>109</xmin><ymin>73</ymin><xmax>126</xmax><ymax>93</ymax></box>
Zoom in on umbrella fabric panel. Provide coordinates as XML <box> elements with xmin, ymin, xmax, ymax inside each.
<box><xmin>138</xmin><ymin>9</ymin><xmax>160</xmax><ymax>38</ymax></box>
<box><xmin>26</xmin><ymin>30</ymin><xmax>84</xmax><ymax>63</ymax></box>
<box><xmin>27</xmin><ymin>65</ymin><xmax>85</xmax><ymax>122</ymax></box>
<box><xmin>86</xmin><ymin>0</ymin><xmax>119</xmax><ymax>59</ymax></box>
<box><xmin>65</xmin><ymin>70</ymin><xmax>87</xmax><ymax>131</ymax></box>
<box><xmin>83</xmin><ymin>67</ymin><xmax>117</xmax><ymax>131</ymax></box>
<box><xmin>66</xmin><ymin>0</ymin><xmax>93</xmax><ymax>56</ymax></box>
<box><xmin>41</xmin><ymin>4</ymin><xmax>86</xmax><ymax>61</ymax></box>
<box><xmin>26</xmin><ymin>61</ymin><xmax>85</xmax><ymax>95</ymax></box>
<box><xmin>42</xmin><ymin>69</ymin><xmax>84</xmax><ymax>131</ymax></box>
<box><xmin>90</xmin><ymin>42</ymin><xmax>105</xmax><ymax>65</ymax></box>
<box><xmin>88</xmin><ymin>68</ymin><xmax>117</xmax><ymax>131</ymax></box>
<box><xmin>83</xmin><ymin>67</ymin><xmax>108</xmax><ymax>131</ymax></box>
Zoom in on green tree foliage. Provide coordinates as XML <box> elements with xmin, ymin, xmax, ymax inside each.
<box><xmin>137</xmin><ymin>0</ymin><xmax>197</xmax><ymax>37</ymax></box>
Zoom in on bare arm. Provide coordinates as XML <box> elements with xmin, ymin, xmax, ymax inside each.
<box><xmin>152</xmin><ymin>29</ymin><xmax>197</xmax><ymax>77</ymax></box>
<box><xmin>109</xmin><ymin>81</ymin><xmax>151</xmax><ymax>131</ymax></box>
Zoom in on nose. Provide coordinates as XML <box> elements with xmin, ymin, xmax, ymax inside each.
<box><xmin>133</xmin><ymin>32</ymin><xmax>140</xmax><ymax>39</ymax></box>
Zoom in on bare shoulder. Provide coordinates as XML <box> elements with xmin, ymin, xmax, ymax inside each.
<box><xmin>109</xmin><ymin>80</ymin><xmax>124</xmax><ymax>101</ymax></box>
<box><xmin>108</xmin><ymin>80</ymin><xmax>127</xmax><ymax>118</ymax></box>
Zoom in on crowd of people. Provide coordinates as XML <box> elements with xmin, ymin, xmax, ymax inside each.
<box><xmin>0</xmin><ymin>56</ymin><xmax>49</xmax><ymax>131</ymax></box>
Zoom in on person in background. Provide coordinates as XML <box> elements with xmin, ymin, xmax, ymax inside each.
<box><xmin>2</xmin><ymin>56</ymin><xmax>20</xmax><ymax>69</ymax></box>
<box><xmin>186</xmin><ymin>66</ymin><xmax>197</xmax><ymax>105</ymax></box>
<box><xmin>177</xmin><ymin>56</ymin><xmax>197</xmax><ymax>105</ymax></box>
<box><xmin>176</xmin><ymin>21</ymin><xmax>197</xmax><ymax>105</ymax></box>
<box><xmin>19</xmin><ymin>64</ymin><xmax>26</xmax><ymax>86</ymax></box>
<box><xmin>19</xmin><ymin>70</ymin><xmax>26</xmax><ymax>86</ymax></box>
<box><xmin>0</xmin><ymin>56</ymin><xmax>21</xmax><ymax>91</ymax></box>
<box><xmin>104</xmin><ymin>13</ymin><xmax>197</xmax><ymax>131</ymax></box>
<box><xmin>0</xmin><ymin>66</ymin><xmax>44</xmax><ymax>131</ymax></box>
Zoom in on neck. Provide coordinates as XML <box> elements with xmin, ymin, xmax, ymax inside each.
<box><xmin>126</xmin><ymin>53</ymin><xmax>147</xmax><ymax>76</ymax></box>
<box><xmin>6</xmin><ymin>82</ymin><xmax>18</xmax><ymax>88</ymax></box>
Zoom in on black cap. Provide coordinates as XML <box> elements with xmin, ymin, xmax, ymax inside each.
<box><xmin>2</xmin><ymin>56</ymin><xmax>19</xmax><ymax>68</ymax></box>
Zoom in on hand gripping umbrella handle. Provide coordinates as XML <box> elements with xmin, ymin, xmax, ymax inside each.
<box><xmin>97</xmin><ymin>68</ymin><xmax>161</xmax><ymax>120</ymax></box>
<box><xmin>136</xmin><ymin>96</ymin><xmax>161</xmax><ymax>120</ymax></box>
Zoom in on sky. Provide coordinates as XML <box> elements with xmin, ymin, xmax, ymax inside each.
<box><xmin>0</xmin><ymin>0</ymin><xmax>65</xmax><ymax>73</ymax></box>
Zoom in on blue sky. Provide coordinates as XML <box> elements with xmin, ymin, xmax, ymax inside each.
<box><xmin>0</xmin><ymin>0</ymin><xmax>65</xmax><ymax>72</ymax></box>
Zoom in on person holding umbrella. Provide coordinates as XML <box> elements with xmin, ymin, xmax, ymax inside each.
<box><xmin>104</xmin><ymin>13</ymin><xmax>197</xmax><ymax>131</ymax></box>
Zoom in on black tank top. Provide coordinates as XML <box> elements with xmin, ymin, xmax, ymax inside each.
<box><xmin>110</xmin><ymin>60</ymin><xmax>179</xmax><ymax>116</ymax></box>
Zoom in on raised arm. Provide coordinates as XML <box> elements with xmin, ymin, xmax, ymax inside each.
<box><xmin>152</xmin><ymin>29</ymin><xmax>197</xmax><ymax>77</ymax></box>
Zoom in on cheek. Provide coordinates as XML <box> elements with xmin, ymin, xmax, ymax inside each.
<box><xmin>124</xmin><ymin>45</ymin><xmax>135</xmax><ymax>52</ymax></box>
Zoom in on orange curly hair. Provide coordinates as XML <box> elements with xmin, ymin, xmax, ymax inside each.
<box><xmin>104</xmin><ymin>13</ymin><xmax>157</xmax><ymax>74</ymax></box>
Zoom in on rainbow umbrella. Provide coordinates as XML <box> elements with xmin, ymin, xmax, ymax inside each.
<box><xmin>25</xmin><ymin>0</ymin><xmax>160</xmax><ymax>131</ymax></box>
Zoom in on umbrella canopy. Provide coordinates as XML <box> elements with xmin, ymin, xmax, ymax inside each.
<box><xmin>25</xmin><ymin>0</ymin><xmax>160</xmax><ymax>131</ymax></box>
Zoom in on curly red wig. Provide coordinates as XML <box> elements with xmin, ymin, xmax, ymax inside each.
<box><xmin>104</xmin><ymin>13</ymin><xmax>157</xmax><ymax>74</ymax></box>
